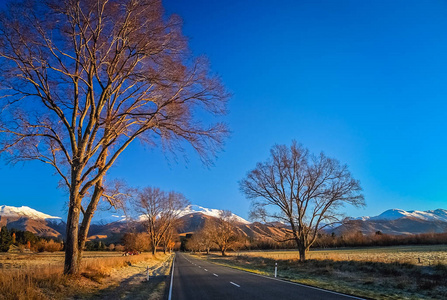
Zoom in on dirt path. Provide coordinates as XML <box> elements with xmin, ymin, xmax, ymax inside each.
<box><xmin>73</xmin><ymin>254</ymin><xmax>173</xmax><ymax>300</ymax></box>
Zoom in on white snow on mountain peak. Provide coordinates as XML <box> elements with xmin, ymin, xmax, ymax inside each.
<box><xmin>356</xmin><ymin>208</ymin><xmax>447</xmax><ymax>222</ymax></box>
<box><xmin>0</xmin><ymin>205</ymin><xmax>61</xmax><ymax>220</ymax></box>
<box><xmin>179</xmin><ymin>205</ymin><xmax>250</xmax><ymax>224</ymax></box>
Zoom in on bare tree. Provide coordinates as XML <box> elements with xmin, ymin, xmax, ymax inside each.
<box><xmin>185</xmin><ymin>233</ymin><xmax>202</xmax><ymax>253</ymax></box>
<box><xmin>133</xmin><ymin>187</ymin><xmax>188</xmax><ymax>254</ymax></box>
<box><xmin>161</xmin><ymin>219</ymin><xmax>181</xmax><ymax>254</ymax></box>
<box><xmin>196</xmin><ymin>219</ymin><xmax>215</xmax><ymax>254</ymax></box>
<box><xmin>123</xmin><ymin>232</ymin><xmax>150</xmax><ymax>252</ymax></box>
<box><xmin>206</xmin><ymin>210</ymin><xmax>242</xmax><ymax>256</ymax></box>
<box><xmin>186</xmin><ymin>219</ymin><xmax>215</xmax><ymax>254</ymax></box>
<box><xmin>240</xmin><ymin>141</ymin><xmax>364</xmax><ymax>261</ymax></box>
<box><xmin>0</xmin><ymin>0</ymin><xmax>227</xmax><ymax>274</ymax></box>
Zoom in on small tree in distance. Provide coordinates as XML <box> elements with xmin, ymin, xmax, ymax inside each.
<box><xmin>186</xmin><ymin>219</ymin><xmax>216</xmax><ymax>254</ymax></box>
<box><xmin>161</xmin><ymin>225</ymin><xmax>180</xmax><ymax>254</ymax></box>
<box><xmin>197</xmin><ymin>219</ymin><xmax>216</xmax><ymax>255</ymax></box>
<box><xmin>132</xmin><ymin>187</ymin><xmax>188</xmax><ymax>254</ymax></box>
<box><xmin>122</xmin><ymin>232</ymin><xmax>150</xmax><ymax>252</ymax></box>
<box><xmin>207</xmin><ymin>210</ymin><xmax>242</xmax><ymax>256</ymax></box>
<box><xmin>240</xmin><ymin>141</ymin><xmax>364</xmax><ymax>261</ymax></box>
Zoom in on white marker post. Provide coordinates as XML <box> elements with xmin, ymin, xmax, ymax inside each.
<box><xmin>274</xmin><ymin>263</ymin><xmax>277</xmax><ymax>278</ymax></box>
<box><xmin>147</xmin><ymin>266</ymin><xmax>150</xmax><ymax>281</ymax></box>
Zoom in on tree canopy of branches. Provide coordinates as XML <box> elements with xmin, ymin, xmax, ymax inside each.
<box><xmin>122</xmin><ymin>232</ymin><xmax>150</xmax><ymax>252</ymax></box>
<box><xmin>0</xmin><ymin>0</ymin><xmax>227</xmax><ymax>275</ymax></box>
<box><xmin>185</xmin><ymin>218</ymin><xmax>216</xmax><ymax>254</ymax></box>
<box><xmin>240</xmin><ymin>141</ymin><xmax>364</xmax><ymax>261</ymax></box>
<box><xmin>206</xmin><ymin>210</ymin><xmax>242</xmax><ymax>256</ymax></box>
<box><xmin>132</xmin><ymin>187</ymin><xmax>188</xmax><ymax>254</ymax></box>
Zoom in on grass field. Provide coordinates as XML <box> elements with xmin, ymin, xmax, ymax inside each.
<box><xmin>0</xmin><ymin>251</ymin><xmax>172</xmax><ymax>300</ymax></box>
<box><xmin>239</xmin><ymin>244</ymin><xmax>447</xmax><ymax>266</ymax></box>
<box><xmin>196</xmin><ymin>245</ymin><xmax>447</xmax><ymax>300</ymax></box>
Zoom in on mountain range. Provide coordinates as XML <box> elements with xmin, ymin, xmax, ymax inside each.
<box><xmin>1</xmin><ymin>205</ymin><xmax>447</xmax><ymax>240</ymax></box>
<box><xmin>333</xmin><ymin>209</ymin><xmax>447</xmax><ymax>235</ymax></box>
<box><xmin>354</xmin><ymin>208</ymin><xmax>447</xmax><ymax>222</ymax></box>
<box><xmin>178</xmin><ymin>205</ymin><xmax>250</xmax><ymax>224</ymax></box>
<box><xmin>0</xmin><ymin>204</ymin><xmax>254</xmax><ymax>240</ymax></box>
<box><xmin>0</xmin><ymin>205</ymin><xmax>61</xmax><ymax>220</ymax></box>
<box><xmin>0</xmin><ymin>205</ymin><xmax>64</xmax><ymax>238</ymax></box>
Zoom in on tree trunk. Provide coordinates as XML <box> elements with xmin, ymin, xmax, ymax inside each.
<box><xmin>64</xmin><ymin>193</ymin><xmax>81</xmax><ymax>275</ymax></box>
<box><xmin>77</xmin><ymin>182</ymin><xmax>104</xmax><ymax>266</ymax></box>
<box><xmin>299</xmin><ymin>247</ymin><xmax>306</xmax><ymax>262</ymax></box>
<box><xmin>290</xmin><ymin>221</ymin><xmax>306</xmax><ymax>262</ymax></box>
<box><xmin>221</xmin><ymin>248</ymin><xmax>226</xmax><ymax>256</ymax></box>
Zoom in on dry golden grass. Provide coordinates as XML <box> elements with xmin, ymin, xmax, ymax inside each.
<box><xmin>0</xmin><ymin>251</ymin><xmax>170</xmax><ymax>300</ymax></box>
<box><xmin>237</xmin><ymin>244</ymin><xmax>447</xmax><ymax>266</ymax></box>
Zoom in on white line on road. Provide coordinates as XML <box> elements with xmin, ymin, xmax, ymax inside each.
<box><xmin>230</xmin><ymin>281</ymin><xmax>240</xmax><ymax>288</ymax></box>
<box><xmin>185</xmin><ymin>253</ymin><xmax>364</xmax><ymax>299</ymax></box>
<box><xmin>198</xmin><ymin>266</ymin><xmax>201</xmax><ymax>268</ymax></box>
<box><xmin>204</xmin><ymin>269</ymin><xmax>208</xmax><ymax>271</ymax></box>
<box><xmin>168</xmin><ymin>254</ymin><xmax>175</xmax><ymax>300</ymax></box>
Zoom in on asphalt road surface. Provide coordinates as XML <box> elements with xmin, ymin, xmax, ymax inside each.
<box><xmin>170</xmin><ymin>253</ymin><xmax>364</xmax><ymax>300</ymax></box>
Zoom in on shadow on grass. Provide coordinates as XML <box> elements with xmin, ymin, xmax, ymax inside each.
<box><xmin>77</xmin><ymin>260</ymin><xmax>172</xmax><ymax>300</ymax></box>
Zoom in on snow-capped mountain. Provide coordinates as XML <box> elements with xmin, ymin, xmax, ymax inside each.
<box><xmin>179</xmin><ymin>205</ymin><xmax>250</xmax><ymax>224</ymax></box>
<box><xmin>356</xmin><ymin>208</ymin><xmax>447</xmax><ymax>222</ymax></box>
<box><xmin>0</xmin><ymin>205</ymin><xmax>61</xmax><ymax>220</ymax></box>
<box><xmin>332</xmin><ymin>208</ymin><xmax>447</xmax><ymax>236</ymax></box>
<box><xmin>0</xmin><ymin>205</ymin><xmax>64</xmax><ymax>238</ymax></box>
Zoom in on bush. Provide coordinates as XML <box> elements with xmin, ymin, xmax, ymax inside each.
<box><xmin>33</xmin><ymin>239</ymin><xmax>63</xmax><ymax>252</ymax></box>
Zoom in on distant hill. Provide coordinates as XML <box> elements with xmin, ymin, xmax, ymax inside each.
<box><xmin>177</xmin><ymin>211</ymin><xmax>290</xmax><ymax>243</ymax></box>
<box><xmin>178</xmin><ymin>205</ymin><xmax>251</xmax><ymax>225</ymax></box>
<box><xmin>355</xmin><ymin>208</ymin><xmax>447</xmax><ymax>222</ymax></box>
<box><xmin>0</xmin><ymin>205</ymin><xmax>64</xmax><ymax>238</ymax></box>
<box><xmin>4</xmin><ymin>205</ymin><xmax>447</xmax><ymax>240</ymax></box>
<box><xmin>0</xmin><ymin>205</ymin><xmax>61</xmax><ymax>220</ymax></box>
<box><xmin>332</xmin><ymin>208</ymin><xmax>447</xmax><ymax>235</ymax></box>
<box><xmin>0</xmin><ymin>204</ymin><xmax>255</xmax><ymax>242</ymax></box>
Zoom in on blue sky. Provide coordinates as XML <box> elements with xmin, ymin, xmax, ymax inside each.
<box><xmin>2</xmin><ymin>0</ymin><xmax>447</xmax><ymax>221</ymax></box>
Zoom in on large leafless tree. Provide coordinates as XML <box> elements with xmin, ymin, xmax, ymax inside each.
<box><xmin>0</xmin><ymin>0</ymin><xmax>227</xmax><ymax>274</ymax></box>
<box><xmin>240</xmin><ymin>142</ymin><xmax>364</xmax><ymax>261</ymax></box>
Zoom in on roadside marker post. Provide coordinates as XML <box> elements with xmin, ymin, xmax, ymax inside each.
<box><xmin>147</xmin><ymin>266</ymin><xmax>150</xmax><ymax>281</ymax></box>
<box><xmin>274</xmin><ymin>263</ymin><xmax>277</xmax><ymax>278</ymax></box>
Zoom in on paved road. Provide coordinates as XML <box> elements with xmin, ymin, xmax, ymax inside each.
<box><xmin>170</xmin><ymin>253</ymin><xmax>364</xmax><ymax>300</ymax></box>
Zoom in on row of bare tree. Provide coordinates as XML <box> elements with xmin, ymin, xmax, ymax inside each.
<box><xmin>131</xmin><ymin>187</ymin><xmax>188</xmax><ymax>254</ymax></box>
<box><xmin>184</xmin><ymin>211</ymin><xmax>244</xmax><ymax>256</ymax></box>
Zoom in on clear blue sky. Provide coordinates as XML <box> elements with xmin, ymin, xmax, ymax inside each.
<box><xmin>1</xmin><ymin>0</ymin><xmax>447</xmax><ymax>221</ymax></box>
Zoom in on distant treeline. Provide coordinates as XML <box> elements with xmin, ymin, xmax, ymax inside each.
<box><xmin>313</xmin><ymin>231</ymin><xmax>447</xmax><ymax>248</ymax></box>
<box><xmin>86</xmin><ymin>230</ymin><xmax>447</xmax><ymax>253</ymax></box>
<box><xmin>242</xmin><ymin>231</ymin><xmax>447</xmax><ymax>251</ymax></box>
<box><xmin>8</xmin><ymin>225</ymin><xmax>446</xmax><ymax>254</ymax></box>
<box><xmin>0</xmin><ymin>226</ymin><xmax>129</xmax><ymax>253</ymax></box>
<box><xmin>0</xmin><ymin>226</ymin><xmax>63</xmax><ymax>252</ymax></box>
